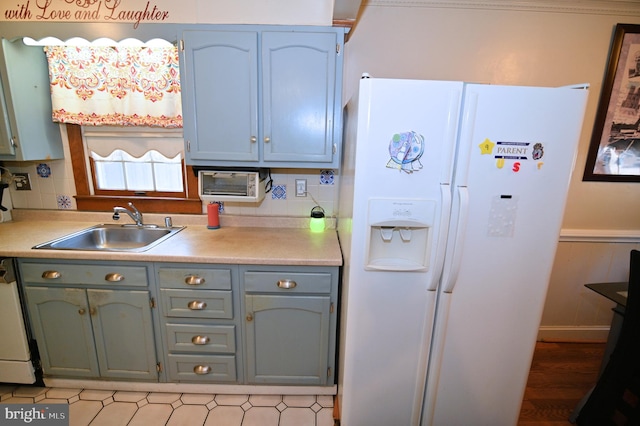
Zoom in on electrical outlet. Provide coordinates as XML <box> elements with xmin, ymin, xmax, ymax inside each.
<box><xmin>14</xmin><ymin>173</ymin><xmax>31</xmax><ymax>191</ymax></box>
<box><xmin>295</xmin><ymin>179</ymin><xmax>307</xmax><ymax>197</ymax></box>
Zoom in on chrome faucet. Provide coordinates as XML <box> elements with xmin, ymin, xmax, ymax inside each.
<box><xmin>112</xmin><ymin>202</ymin><xmax>144</xmax><ymax>226</ymax></box>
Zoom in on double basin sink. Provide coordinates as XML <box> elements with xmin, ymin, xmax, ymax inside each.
<box><xmin>33</xmin><ymin>223</ymin><xmax>185</xmax><ymax>252</ymax></box>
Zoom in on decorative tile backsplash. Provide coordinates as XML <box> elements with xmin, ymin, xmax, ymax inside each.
<box><xmin>271</xmin><ymin>184</ymin><xmax>287</xmax><ymax>200</ymax></box>
<box><xmin>320</xmin><ymin>170</ymin><xmax>334</xmax><ymax>185</ymax></box>
<box><xmin>5</xmin><ymin>160</ymin><xmax>337</xmax><ymax>217</ymax></box>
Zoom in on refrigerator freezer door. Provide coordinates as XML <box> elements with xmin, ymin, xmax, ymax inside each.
<box><xmin>339</xmin><ymin>78</ymin><xmax>464</xmax><ymax>426</ymax></box>
<box><xmin>424</xmin><ymin>84</ymin><xmax>589</xmax><ymax>425</ymax></box>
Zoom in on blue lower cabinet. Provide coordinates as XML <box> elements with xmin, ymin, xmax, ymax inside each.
<box><xmin>241</xmin><ymin>266</ymin><xmax>338</xmax><ymax>386</ymax></box>
<box><xmin>157</xmin><ymin>264</ymin><xmax>241</xmax><ymax>383</ymax></box>
<box><xmin>20</xmin><ymin>260</ymin><xmax>159</xmax><ymax>381</ymax></box>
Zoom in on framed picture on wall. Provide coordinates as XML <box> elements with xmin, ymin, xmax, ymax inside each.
<box><xmin>584</xmin><ymin>23</ymin><xmax>640</xmax><ymax>182</ymax></box>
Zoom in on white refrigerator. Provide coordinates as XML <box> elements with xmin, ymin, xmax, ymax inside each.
<box><xmin>337</xmin><ymin>76</ymin><xmax>588</xmax><ymax>426</ymax></box>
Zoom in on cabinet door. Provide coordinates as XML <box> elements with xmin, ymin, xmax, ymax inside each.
<box><xmin>182</xmin><ymin>30</ymin><xmax>259</xmax><ymax>162</ymax></box>
<box><xmin>262</xmin><ymin>31</ymin><xmax>337</xmax><ymax>164</ymax></box>
<box><xmin>244</xmin><ymin>294</ymin><xmax>330</xmax><ymax>385</ymax></box>
<box><xmin>0</xmin><ymin>39</ymin><xmax>63</xmax><ymax>161</ymax></box>
<box><xmin>88</xmin><ymin>289</ymin><xmax>158</xmax><ymax>380</ymax></box>
<box><xmin>25</xmin><ymin>287</ymin><xmax>99</xmax><ymax>378</ymax></box>
<box><xmin>0</xmin><ymin>70</ymin><xmax>15</xmax><ymax>155</ymax></box>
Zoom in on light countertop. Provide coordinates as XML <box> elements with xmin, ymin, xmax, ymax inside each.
<box><xmin>0</xmin><ymin>210</ymin><xmax>342</xmax><ymax>266</ymax></box>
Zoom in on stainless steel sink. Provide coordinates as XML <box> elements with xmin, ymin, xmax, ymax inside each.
<box><xmin>33</xmin><ymin>224</ymin><xmax>185</xmax><ymax>252</ymax></box>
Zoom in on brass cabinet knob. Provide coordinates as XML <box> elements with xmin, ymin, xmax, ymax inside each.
<box><xmin>264</xmin><ymin>137</ymin><xmax>270</xmax><ymax>143</ymax></box>
<box><xmin>42</xmin><ymin>270</ymin><xmax>61</xmax><ymax>279</ymax></box>
<box><xmin>191</xmin><ymin>335</ymin><xmax>210</xmax><ymax>345</ymax></box>
<box><xmin>246</xmin><ymin>313</ymin><xmax>253</xmax><ymax>322</ymax></box>
<box><xmin>193</xmin><ymin>365</ymin><xmax>211</xmax><ymax>375</ymax></box>
<box><xmin>78</xmin><ymin>308</ymin><xmax>86</xmax><ymax>315</ymax></box>
<box><xmin>187</xmin><ymin>300</ymin><xmax>207</xmax><ymax>310</ymax></box>
<box><xmin>277</xmin><ymin>279</ymin><xmax>297</xmax><ymax>289</ymax></box>
<box><xmin>184</xmin><ymin>276</ymin><xmax>205</xmax><ymax>286</ymax></box>
<box><xmin>105</xmin><ymin>273</ymin><xmax>125</xmax><ymax>282</ymax></box>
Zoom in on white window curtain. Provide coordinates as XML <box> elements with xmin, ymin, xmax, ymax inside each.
<box><xmin>44</xmin><ymin>45</ymin><xmax>182</xmax><ymax>128</ymax></box>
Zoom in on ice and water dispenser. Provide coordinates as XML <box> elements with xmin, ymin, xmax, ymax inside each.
<box><xmin>365</xmin><ymin>198</ymin><xmax>435</xmax><ymax>271</ymax></box>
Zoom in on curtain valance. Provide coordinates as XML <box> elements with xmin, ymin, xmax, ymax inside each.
<box><xmin>44</xmin><ymin>45</ymin><xmax>182</xmax><ymax>128</ymax></box>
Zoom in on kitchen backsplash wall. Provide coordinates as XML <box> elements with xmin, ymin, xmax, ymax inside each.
<box><xmin>3</xmin><ymin>126</ymin><xmax>339</xmax><ymax>218</ymax></box>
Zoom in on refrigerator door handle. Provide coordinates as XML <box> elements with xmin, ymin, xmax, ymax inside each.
<box><xmin>442</xmin><ymin>186</ymin><xmax>469</xmax><ymax>293</ymax></box>
<box><xmin>428</xmin><ymin>184</ymin><xmax>452</xmax><ymax>291</ymax></box>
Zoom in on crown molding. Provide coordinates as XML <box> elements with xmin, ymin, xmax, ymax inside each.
<box><xmin>362</xmin><ymin>0</ymin><xmax>640</xmax><ymax>16</ymax></box>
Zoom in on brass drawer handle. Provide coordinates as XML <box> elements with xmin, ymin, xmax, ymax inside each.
<box><xmin>185</xmin><ymin>276</ymin><xmax>205</xmax><ymax>286</ymax></box>
<box><xmin>105</xmin><ymin>273</ymin><xmax>125</xmax><ymax>282</ymax></box>
<box><xmin>42</xmin><ymin>270</ymin><xmax>61</xmax><ymax>279</ymax></box>
<box><xmin>191</xmin><ymin>335</ymin><xmax>210</xmax><ymax>345</ymax></box>
<box><xmin>193</xmin><ymin>365</ymin><xmax>211</xmax><ymax>375</ymax></box>
<box><xmin>78</xmin><ymin>308</ymin><xmax>86</xmax><ymax>315</ymax></box>
<box><xmin>187</xmin><ymin>300</ymin><xmax>207</xmax><ymax>310</ymax></box>
<box><xmin>277</xmin><ymin>279</ymin><xmax>297</xmax><ymax>289</ymax></box>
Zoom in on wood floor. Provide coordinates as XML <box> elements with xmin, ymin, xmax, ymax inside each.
<box><xmin>518</xmin><ymin>341</ymin><xmax>606</xmax><ymax>425</ymax></box>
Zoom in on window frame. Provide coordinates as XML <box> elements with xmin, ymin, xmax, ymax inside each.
<box><xmin>67</xmin><ymin>123</ymin><xmax>202</xmax><ymax>214</ymax></box>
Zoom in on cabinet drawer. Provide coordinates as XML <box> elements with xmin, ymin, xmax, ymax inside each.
<box><xmin>161</xmin><ymin>289</ymin><xmax>233</xmax><ymax>319</ymax></box>
<box><xmin>158</xmin><ymin>267</ymin><xmax>232</xmax><ymax>290</ymax></box>
<box><xmin>167</xmin><ymin>354</ymin><xmax>236</xmax><ymax>382</ymax></box>
<box><xmin>244</xmin><ymin>271</ymin><xmax>332</xmax><ymax>294</ymax></box>
<box><xmin>165</xmin><ymin>324</ymin><xmax>236</xmax><ymax>353</ymax></box>
<box><xmin>21</xmin><ymin>262</ymin><xmax>148</xmax><ymax>287</ymax></box>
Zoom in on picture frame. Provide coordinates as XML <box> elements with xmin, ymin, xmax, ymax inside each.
<box><xmin>584</xmin><ymin>23</ymin><xmax>640</xmax><ymax>182</ymax></box>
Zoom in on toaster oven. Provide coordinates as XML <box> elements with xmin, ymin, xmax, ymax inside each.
<box><xmin>197</xmin><ymin>168</ymin><xmax>268</xmax><ymax>202</ymax></box>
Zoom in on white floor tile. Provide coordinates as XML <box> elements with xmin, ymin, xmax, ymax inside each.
<box><xmin>79</xmin><ymin>389</ymin><xmax>114</xmax><ymax>401</ymax></box>
<box><xmin>113</xmin><ymin>391</ymin><xmax>148</xmax><ymax>402</ymax></box>
<box><xmin>242</xmin><ymin>406</ymin><xmax>280</xmax><ymax>426</ymax></box>
<box><xmin>13</xmin><ymin>386</ymin><xmax>47</xmax><ymax>398</ymax></box>
<box><xmin>89</xmin><ymin>401</ymin><xmax>137</xmax><ymax>426</ymax></box>
<box><xmin>249</xmin><ymin>394</ymin><xmax>282</xmax><ymax>406</ymax></box>
<box><xmin>204</xmin><ymin>405</ymin><xmax>244</xmax><ymax>426</ymax></box>
<box><xmin>167</xmin><ymin>404</ymin><xmax>209</xmax><ymax>426</ymax></box>
<box><xmin>46</xmin><ymin>388</ymin><xmax>82</xmax><ymax>400</ymax></box>
<box><xmin>317</xmin><ymin>394</ymin><xmax>334</xmax><ymax>407</ymax></box>
<box><xmin>317</xmin><ymin>407</ymin><xmax>335</xmax><ymax>426</ymax></box>
<box><xmin>280</xmin><ymin>407</ymin><xmax>315</xmax><ymax>426</ymax></box>
<box><xmin>0</xmin><ymin>387</ymin><xmax>336</xmax><ymax>426</ymax></box>
<box><xmin>181</xmin><ymin>393</ymin><xmax>215</xmax><ymax>405</ymax></box>
<box><xmin>1</xmin><ymin>397</ymin><xmax>36</xmax><ymax>403</ymax></box>
<box><xmin>68</xmin><ymin>400</ymin><xmax>103</xmax><ymax>426</ymax></box>
<box><xmin>147</xmin><ymin>392</ymin><xmax>181</xmax><ymax>404</ymax></box>
<box><xmin>283</xmin><ymin>394</ymin><xmax>316</xmax><ymax>407</ymax></box>
<box><xmin>215</xmin><ymin>394</ymin><xmax>250</xmax><ymax>406</ymax></box>
<box><xmin>128</xmin><ymin>403</ymin><xmax>174</xmax><ymax>426</ymax></box>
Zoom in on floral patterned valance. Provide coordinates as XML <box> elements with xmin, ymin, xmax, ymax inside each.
<box><xmin>44</xmin><ymin>45</ymin><xmax>182</xmax><ymax>128</ymax></box>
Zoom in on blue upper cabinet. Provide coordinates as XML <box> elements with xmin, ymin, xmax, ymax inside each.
<box><xmin>181</xmin><ymin>26</ymin><xmax>345</xmax><ymax>169</ymax></box>
<box><xmin>0</xmin><ymin>38</ymin><xmax>63</xmax><ymax>161</ymax></box>
<box><xmin>181</xmin><ymin>30</ymin><xmax>259</xmax><ymax>163</ymax></box>
<box><xmin>262</xmin><ymin>31</ymin><xmax>338</xmax><ymax>165</ymax></box>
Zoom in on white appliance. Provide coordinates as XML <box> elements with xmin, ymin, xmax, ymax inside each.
<box><xmin>0</xmin><ymin>258</ymin><xmax>36</xmax><ymax>384</ymax></box>
<box><xmin>197</xmin><ymin>169</ymin><xmax>268</xmax><ymax>202</ymax></box>
<box><xmin>337</xmin><ymin>76</ymin><xmax>588</xmax><ymax>425</ymax></box>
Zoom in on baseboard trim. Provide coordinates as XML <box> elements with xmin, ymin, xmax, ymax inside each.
<box><xmin>42</xmin><ymin>378</ymin><xmax>337</xmax><ymax>395</ymax></box>
<box><xmin>559</xmin><ymin>229</ymin><xmax>640</xmax><ymax>243</ymax></box>
<box><xmin>537</xmin><ymin>326</ymin><xmax>610</xmax><ymax>343</ymax></box>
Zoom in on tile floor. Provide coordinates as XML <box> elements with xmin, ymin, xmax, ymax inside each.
<box><xmin>0</xmin><ymin>385</ymin><xmax>336</xmax><ymax>426</ymax></box>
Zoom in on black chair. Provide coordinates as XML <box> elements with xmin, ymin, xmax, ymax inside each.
<box><xmin>576</xmin><ymin>249</ymin><xmax>640</xmax><ymax>426</ymax></box>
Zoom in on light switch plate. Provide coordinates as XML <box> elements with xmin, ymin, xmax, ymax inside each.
<box><xmin>295</xmin><ymin>179</ymin><xmax>307</xmax><ymax>197</ymax></box>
